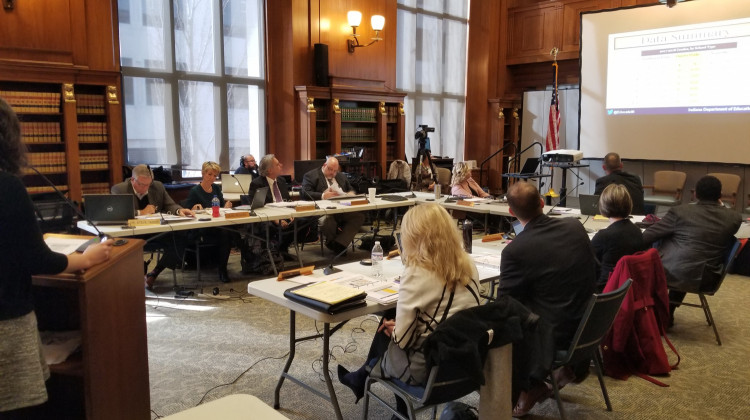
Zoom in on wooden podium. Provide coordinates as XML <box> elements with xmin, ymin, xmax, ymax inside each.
<box><xmin>32</xmin><ymin>234</ymin><xmax>150</xmax><ymax>420</ymax></box>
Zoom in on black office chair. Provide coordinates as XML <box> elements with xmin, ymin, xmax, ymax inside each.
<box><xmin>668</xmin><ymin>238</ymin><xmax>741</xmax><ymax>345</ymax></box>
<box><xmin>549</xmin><ymin>279</ymin><xmax>632</xmax><ymax>420</ymax></box>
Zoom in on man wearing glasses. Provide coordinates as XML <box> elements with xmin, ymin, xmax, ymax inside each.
<box><xmin>235</xmin><ymin>154</ymin><xmax>259</xmax><ymax>179</ymax></box>
<box><xmin>112</xmin><ymin>164</ymin><xmax>195</xmax><ymax>289</ymax></box>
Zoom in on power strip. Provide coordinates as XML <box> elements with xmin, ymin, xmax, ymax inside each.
<box><xmin>197</xmin><ymin>293</ymin><xmax>231</xmax><ymax>300</ymax></box>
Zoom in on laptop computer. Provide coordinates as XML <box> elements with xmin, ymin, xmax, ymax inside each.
<box><xmin>579</xmin><ymin>194</ymin><xmax>601</xmax><ymax>216</ymax></box>
<box><xmin>518</xmin><ymin>157</ymin><xmax>540</xmax><ymax>176</ymax></box>
<box><xmin>84</xmin><ymin>194</ymin><xmax>136</xmax><ymax>225</ymax></box>
<box><xmin>222</xmin><ymin>174</ymin><xmax>252</xmax><ymax>194</ymax></box>
<box><xmin>239</xmin><ymin>187</ymin><xmax>268</xmax><ymax>214</ymax></box>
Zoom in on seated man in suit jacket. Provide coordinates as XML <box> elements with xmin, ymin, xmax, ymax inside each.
<box><xmin>594</xmin><ymin>152</ymin><xmax>645</xmax><ymax>215</ymax></box>
<box><xmin>499</xmin><ymin>181</ymin><xmax>597</xmax><ymax>417</ymax></box>
<box><xmin>642</xmin><ymin>175</ymin><xmax>742</xmax><ymax>324</ymax></box>
<box><xmin>249</xmin><ymin>154</ymin><xmax>313</xmax><ymax>256</ymax></box>
<box><xmin>301</xmin><ymin>157</ymin><xmax>366</xmax><ymax>254</ymax></box>
<box><xmin>112</xmin><ymin>164</ymin><xmax>195</xmax><ymax>290</ymax></box>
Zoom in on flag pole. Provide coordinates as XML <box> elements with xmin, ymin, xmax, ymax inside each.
<box><xmin>545</xmin><ymin>47</ymin><xmax>560</xmax><ymax>202</ymax></box>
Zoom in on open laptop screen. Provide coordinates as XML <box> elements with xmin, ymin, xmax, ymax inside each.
<box><xmin>84</xmin><ymin>194</ymin><xmax>136</xmax><ymax>225</ymax></box>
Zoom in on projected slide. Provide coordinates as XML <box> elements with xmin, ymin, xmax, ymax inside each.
<box><xmin>606</xmin><ymin>18</ymin><xmax>750</xmax><ymax>115</ymax></box>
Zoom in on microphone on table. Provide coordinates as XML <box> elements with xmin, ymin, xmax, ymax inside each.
<box><xmin>28</xmin><ymin>166</ymin><xmax>109</xmax><ymax>243</ymax></box>
<box><xmin>545</xmin><ymin>181</ymin><xmax>585</xmax><ymax>216</ymax></box>
<box><xmin>323</xmin><ymin>234</ymin><xmax>367</xmax><ymax>275</ymax></box>
<box><xmin>300</xmin><ymin>187</ymin><xmax>321</xmax><ymax>209</ymax></box>
<box><xmin>231</xmin><ymin>173</ymin><xmax>250</xmax><ymax>204</ymax></box>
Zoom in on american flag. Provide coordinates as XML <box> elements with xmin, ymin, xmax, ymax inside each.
<box><xmin>546</xmin><ymin>90</ymin><xmax>560</xmax><ymax>151</ymax></box>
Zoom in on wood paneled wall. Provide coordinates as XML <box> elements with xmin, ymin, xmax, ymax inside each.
<box><xmin>266</xmin><ymin>0</ymin><xmax>398</xmax><ymax>173</ymax></box>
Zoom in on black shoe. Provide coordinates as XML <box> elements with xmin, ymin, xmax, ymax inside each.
<box><xmin>218</xmin><ymin>269</ymin><xmax>231</xmax><ymax>283</ymax></box>
<box><xmin>337</xmin><ymin>365</ymin><xmax>366</xmax><ymax>403</ymax></box>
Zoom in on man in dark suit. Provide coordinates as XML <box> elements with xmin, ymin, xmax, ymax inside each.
<box><xmin>235</xmin><ymin>154</ymin><xmax>259</xmax><ymax>179</ymax></box>
<box><xmin>594</xmin><ymin>152</ymin><xmax>645</xmax><ymax>215</ymax></box>
<box><xmin>642</xmin><ymin>175</ymin><xmax>741</xmax><ymax>322</ymax></box>
<box><xmin>499</xmin><ymin>181</ymin><xmax>597</xmax><ymax>416</ymax></box>
<box><xmin>302</xmin><ymin>157</ymin><xmax>366</xmax><ymax>254</ymax></box>
<box><xmin>249</xmin><ymin>154</ymin><xmax>312</xmax><ymax>257</ymax></box>
<box><xmin>112</xmin><ymin>164</ymin><xmax>195</xmax><ymax>290</ymax></box>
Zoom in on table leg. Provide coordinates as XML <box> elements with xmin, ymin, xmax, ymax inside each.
<box><xmin>322</xmin><ymin>322</ymin><xmax>344</xmax><ymax>420</ymax></box>
<box><xmin>265</xmin><ymin>223</ymin><xmax>278</xmax><ymax>276</ymax></box>
<box><xmin>274</xmin><ymin>311</ymin><xmax>296</xmax><ymax>409</ymax></box>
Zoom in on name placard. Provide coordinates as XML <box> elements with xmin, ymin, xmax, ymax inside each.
<box><xmin>225</xmin><ymin>211</ymin><xmax>251</xmax><ymax>219</ymax></box>
<box><xmin>349</xmin><ymin>199</ymin><xmax>369</xmax><ymax>206</ymax></box>
<box><xmin>127</xmin><ymin>218</ymin><xmax>161</xmax><ymax>226</ymax></box>
<box><xmin>277</xmin><ymin>265</ymin><xmax>315</xmax><ymax>281</ymax></box>
<box><xmin>295</xmin><ymin>204</ymin><xmax>316</xmax><ymax>212</ymax></box>
<box><xmin>457</xmin><ymin>200</ymin><xmax>475</xmax><ymax>207</ymax></box>
<box><xmin>481</xmin><ymin>233</ymin><xmax>505</xmax><ymax>242</ymax></box>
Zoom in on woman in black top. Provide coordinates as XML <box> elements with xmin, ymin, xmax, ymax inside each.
<box><xmin>0</xmin><ymin>98</ymin><xmax>113</xmax><ymax>416</ymax></box>
<box><xmin>591</xmin><ymin>184</ymin><xmax>647</xmax><ymax>291</ymax></box>
<box><xmin>184</xmin><ymin>161</ymin><xmax>234</xmax><ymax>282</ymax></box>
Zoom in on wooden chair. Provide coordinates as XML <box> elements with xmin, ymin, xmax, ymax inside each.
<box><xmin>643</xmin><ymin>171</ymin><xmax>687</xmax><ymax>212</ymax></box>
<box><xmin>707</xmin><ymin>173</ymin><xmax>741</xmax><ymax>209</ymax></box>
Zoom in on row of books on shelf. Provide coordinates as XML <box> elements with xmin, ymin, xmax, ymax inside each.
<box><xmin>77</xmin><ymin>122</ymin><xmax>108</xmax><ymax>142</ymax></box>
<box><xmin>341</xmin><ymin>107</ymin><xmax>376</xmax><ymax>122</ymax></box>
<box><xmin>21</xmin><ymin>122</ymin><xmax>62</xmax><ymax>143</ymax></box>
<box><xmin>82</xmin><ymin>182</ymin><xmax>111</xmax><ymax>195</ymax></box>
<box><xmin>342</xmin><ymin>127</ymin><xmax>376</xmax><ymax>141</ymax></box>
<box><xmin>23</xmin><ymin>165</ymin><xmax>67</xmax><ymax>175</ymax></box>
<box><xmin>0</xmin><ymin>91</ymin><xmax>61</xmax><ymax>114</ymax></box>
<box><xmin>79</xmin><ymin>150</ymin><xmax>109</xmax><ymax>163</ymax></box>
<box><xmin>28</xmin><ymin>152</ymin><xmax>66</xmax><ymax>166</ymax></box>
<box><xmin>75</xmin><ymin>94</ymin><xmax>106</xmax><ymax>115</ymax></box>
<box><xmin>27</xmin><ymin>185</ymin><xmax>69</xmax><ymax>195</ymax></box>
<box><xmin>80</xmin><ymin>162</ymin><xmax>109</xmax><ymax>170</ymax></box>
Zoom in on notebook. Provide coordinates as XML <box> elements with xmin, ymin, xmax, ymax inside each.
<box><xmin>84</xmin><ymin>194</ymin><xmax>136</xmax><ymax>225</ymax></box>
<box><xmin>222</xmin><ymin>174</ymin><xmax>253</xmax><ymax>194</ymax></box>
<box><xmin>579</xmin><ymin>194</ymin><xmax>601</xmax><ymax>216</ymax></box>
<box><xmin>238</xmin><ymin>187</ymin><xmax>268</xmax><ymax>213</ymax></box>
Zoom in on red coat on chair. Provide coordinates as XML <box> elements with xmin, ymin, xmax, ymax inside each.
<box><xmin>601</xmin><ymin>248</ymin><xmax>679</xmax><ymax>384</ymax></box>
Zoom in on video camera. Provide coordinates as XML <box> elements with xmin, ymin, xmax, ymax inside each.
<box><xmin>415</xmin><ymin>124</ymin><xmax>435</xmax><ymax>150</ymax></box>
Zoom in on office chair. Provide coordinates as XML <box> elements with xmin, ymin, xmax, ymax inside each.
<box><xmin>643</xmin><ymin>170</ymin><xmax>687</xmax><ymax>213</ymax></box>
<box><xmin>668</xmin><ymin>238</ymin><xmax>741</xmax><ymax>345</ymax></box>
<box><xmin>704</xmin><ymin>173</ymin><xmax>741</xmax><ymax>209</ymax></box>
<box><xmin>549</xmin><ymin>279</ymin><xmax>632</xmax><ymax>420</ymax></box>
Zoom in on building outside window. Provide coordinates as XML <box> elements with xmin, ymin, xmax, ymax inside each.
<box><xmin>119</xmin><ymin>0</ymin><xmax>265</xmax><ymax>177</ymax></box>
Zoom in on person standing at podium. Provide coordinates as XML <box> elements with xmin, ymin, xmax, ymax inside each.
<box><xmin>0</xmin><ymin>98</ymin><xmax>113</xmax><ymax>417</ymax></box>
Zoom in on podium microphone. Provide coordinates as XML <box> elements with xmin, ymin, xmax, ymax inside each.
<box><xmin>28</xmin><ymin>166</ymin><xmax>109</xmax><ymax>241</ymax></box>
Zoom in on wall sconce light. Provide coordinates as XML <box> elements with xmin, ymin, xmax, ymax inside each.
<box><xmin>347</xmin><ymin>11</ymin><xmax>385</xmax><ymax>53</ymax></box>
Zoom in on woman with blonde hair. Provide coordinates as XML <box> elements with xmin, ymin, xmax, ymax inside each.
<box><xmin>591</xmin><ymin>183</ymin><xmax>646</xmax><ymax>291</ymax></box>
<box><xmin>338</xmin><ymin>203</ymin><xmax>480</xmax><ymax>411</ymax></box>
<box><xmin>451</xmin><ymin>161</ymin><xmax>490</xmax><ymax>198</ymax></box>
<box><xmin>184</xmin><ymin>161</ymin><xmax>235</xmax><ymax>282</ymax></box>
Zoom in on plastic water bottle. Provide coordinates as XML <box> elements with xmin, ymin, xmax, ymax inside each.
<box><xmin>211</xmin><ymin>195</ymin><xmax>220</xmax><ymax>217</ymax></box>
<box><xmin>463</xmin><ymin>219</ymin><xmax>473</xmax><ymax>253</ymax></box>
<box><xmin>371</xmin><ymin>241</ymin><xmax>384</xmax><ymax>278</ymax></box>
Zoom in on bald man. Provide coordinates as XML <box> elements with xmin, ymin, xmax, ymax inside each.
<box><xmin>594</xmin><ymin>152</ymin><xmax>644</xmax><ymax>215</ymax></box>
<box><xmin>302</xmin><ymin>157</ymin><xmax>366</xmax><ymax>254</ymax></box>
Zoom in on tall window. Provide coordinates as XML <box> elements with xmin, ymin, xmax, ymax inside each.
<box><xmin>119</xmin><ymin>0</ymin><xmax>265</xmax><ymax>176</ymax></box>
<box><xmin>397</xmin><ymin>0</ymin><xmax>469</xmax><ymax>162</ymax></box>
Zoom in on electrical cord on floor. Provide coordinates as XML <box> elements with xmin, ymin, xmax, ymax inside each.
<box><xmin>311</xmin><ymin>316</ymin><xmax>381</xmax><ymax>382</ymax></box>
<box><xmin>195</xmin><ymin>351</ymin><xmax>291</xmax><ymax>406</ymax></box>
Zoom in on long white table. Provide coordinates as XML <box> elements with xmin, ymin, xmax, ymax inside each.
<box><xmin>247</xmin><ymin>245</ymin><xmax>503</xmax><ymax>420</ymax></box>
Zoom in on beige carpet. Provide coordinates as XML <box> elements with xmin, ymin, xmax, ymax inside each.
<box><xmin>144</xmin><ymin>246</ymin><xmax>750</xmax><ymax>420</ymax></box>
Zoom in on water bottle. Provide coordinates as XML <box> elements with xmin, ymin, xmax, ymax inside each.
<box><xmin>463</xmin><ymin>219</ymin><xmax>473</xmax><ymax>253</ymax></box>
<box><xmin>211</xmin><ymin>195</ymin><xmax>220</xmax><ymax>217</ymax></box>
<box><xmin>371</xmin><ymin>241</ymin><xmax>384</xmax><ymax>278</ymax></box>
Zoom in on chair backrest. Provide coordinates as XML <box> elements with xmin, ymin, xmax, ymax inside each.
<box><xmin>707</xmin><ymin>173</ymin><xmax>741</xmax><ymax>208</ymax></box>
<box><xmin>653</xmin><ymin>171</ymin><xmax>687</xmax><ymax>198</ymax></box>
<box><xmin>560</xmin><ymin>279</ymin><xmax>632</xmax><ymax>366</ymax></box>
<box><xmin>700</xmin><ymin>238</ymin><xmax>741</xmax><ymax>294</ymax></box>
<box><xmin>436</xmin><ymin>167</ymin><xmax>451</xmax><ymax>191</ymax></box>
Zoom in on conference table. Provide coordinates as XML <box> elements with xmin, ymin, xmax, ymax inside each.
<box><xmin>247</xmin><ymin>239</ymin><xmax>505</xmax><ymax>420</ymax></box>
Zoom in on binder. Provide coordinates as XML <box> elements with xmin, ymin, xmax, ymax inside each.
<box><xmin>283</xmin><ymin>283</ymin><xmax>367</xmax><ymax>314</ymax></box>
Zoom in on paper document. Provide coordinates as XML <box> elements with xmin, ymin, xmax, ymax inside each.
<box><xmin>326</xmin><ymin>272</ymin><xmax>401</xmax><ymax>304</ymax></box>
<box><xmin>267</xmin><ymin>202</ymin><xmax>298</xmax><ymax>208</ymax></box>
<box><xmin>45</xmin><ymin>237</ymin><xmax>90</xmax><ymax>255</ymax></box>
<box><xmin>40</xmin><ymin>330</ymin><xmax>81</xmax><ymax>365</ymax></box>
<box><xmin>472</xmin><ymin>253</ymin><xmax>502</xmax><ymax>269</ymax></box>
<box><xmin>291</xmin><ymin>281</ymin><xmax>364</xmax><ymax>305</ymax></box>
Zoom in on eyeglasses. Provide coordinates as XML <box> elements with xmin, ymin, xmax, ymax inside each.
<box><xmin>132</xmin><ymin>178</ymin><xmax>152</xmax><ymax>188</ymax></box>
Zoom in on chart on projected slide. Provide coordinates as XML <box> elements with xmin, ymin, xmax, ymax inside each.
<box><xmin>605</xmin><ymin>18</ymin><xmax>750</xmax><ymax>115</ymax></box>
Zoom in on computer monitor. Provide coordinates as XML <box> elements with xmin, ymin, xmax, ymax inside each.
<box><xmin>293</xmin><ymin>159</ymin><xmax>326</xmax><ymax>184</ymax></box>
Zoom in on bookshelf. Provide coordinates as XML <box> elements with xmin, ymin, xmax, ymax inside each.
<box><xmin>0</xmin><ymin>80</ymin><xmax>123</xmax><ymax>202</ymax></box>
<box><xmin>296</xmin><ymin>81</ymin><xmax>405</xmax><ymax>179</ymax></box>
